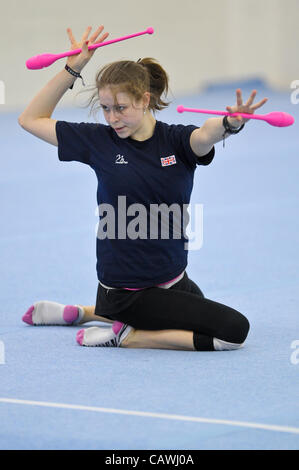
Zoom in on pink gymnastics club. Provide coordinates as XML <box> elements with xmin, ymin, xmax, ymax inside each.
<box><xmin>26</xmin><ymin>27</ymin><xmax>154</xmax><ymax>70</ymax></box>
<box><xmin>177</xmin><ymin>105</ymin><xmax>294</xmax><ymax>127</ymax></box>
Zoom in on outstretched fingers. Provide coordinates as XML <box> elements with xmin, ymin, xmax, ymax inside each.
<box><xmin>236</xmin><ymin>88</ymin><xmax>243</xmax><ymax>107</ymax></box>
<box><xmin>81</xmin><ymin>26</ymin><xmax>92</xmax><ymax>42</ymax></box>
<box><xmin>67</xmin><ymin>25</ymin><xmax>108</xmax><ymax>46</ymax></box>
<box><xmin>244</xmin><ymin>90</ymin><xmax>268</xmax><ymax>111</ymax></box>
<box><xmin>244</xmin><ymin>89</ymin><xmax>257</xmax><ymax>107</ymax></box>
<box><xmin>88</xmin><ymin>25</ymin><xmax>109</xmax><ymax>44</ymax></box>
<box><xmin>93</xmin><ymin>31</ymin><xmax>110</xmax><ymax>45</ymax></box>
<box><xmin>250</xmin><ymin>97</ymin><xmax>268</xmax><ymax>111</ymax></box>
<box><xmin>66</xmin><ymin>27</ymin><xmax>76</xmax><ymax>45</ymax></box>
<box><xmin>227</xmin><ymin>89</ymin><xmax>268</xmax><ymax>115</ymax></box>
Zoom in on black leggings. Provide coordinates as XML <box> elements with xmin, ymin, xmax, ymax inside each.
<box><xmin>96</xmin><ymin>272</ymin><xmax>250</xmax><ymax>351</ymax></box>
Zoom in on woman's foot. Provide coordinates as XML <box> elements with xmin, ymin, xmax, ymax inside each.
<box><xmin>22</xmin><ymin>301</ymin><xmax>84</xmax><ymax>326</ymax></box>
<box><xmin>76</xmin><ymin>321</ymin><xmax>133</xmax><ymax>347</ymax></box>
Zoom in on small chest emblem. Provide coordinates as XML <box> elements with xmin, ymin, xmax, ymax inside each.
<box><xmin>115</xmin><ymin>154</ymin><xmax>128</xmax><ymax>164</ymax></box>
<box><xmin>160</xmin><ymin>155</ymin><xmax>177</xmax><ymax>167</ymax></box>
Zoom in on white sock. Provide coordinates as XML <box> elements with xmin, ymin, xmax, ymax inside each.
<box><xmin>22</xmin><ymin>301</ymin><xmax>84</xmax><ymax>326</ymax></box>
<box><xmin>76</xmin><ymin>322</ymin><xmax>132</xmax><ymax>347</ymax></box>
<box><xmin>213</xmin><ymin>338</ymin><xmax>244</xmax><ymax>351</ymax></box>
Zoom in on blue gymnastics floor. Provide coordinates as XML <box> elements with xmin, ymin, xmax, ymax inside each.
<box><xmin>0</xmin><ymin>80</ymin><xmax>298</xmax><ymax>450</ymax></box>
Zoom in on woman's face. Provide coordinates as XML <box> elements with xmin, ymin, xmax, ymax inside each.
<box><xmin>99</xmin><ymin>86</ymin><xmax>150</xmax><ymax>140</ymax></box>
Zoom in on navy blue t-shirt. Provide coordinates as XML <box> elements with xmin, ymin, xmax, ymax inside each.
<box><xmin>56</xmin><ymin>120</ymin><xmax>215</xmax><ymax>288</ymax></box>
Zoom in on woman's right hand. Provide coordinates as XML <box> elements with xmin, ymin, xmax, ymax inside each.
<box><xmin>66</xmin><ymin>25</ymin><xmax>109</xmax><ymax>72</ymax></box>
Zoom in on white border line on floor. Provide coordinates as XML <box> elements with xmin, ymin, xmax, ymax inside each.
<box><xmin>0</xmin><ymin>397</ymin><xmax>298</xmax><ymax>435</ymax></box>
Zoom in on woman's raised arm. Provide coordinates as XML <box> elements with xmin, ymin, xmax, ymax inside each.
<box><xmin>18</xmin><ymin>25</ymin><xmax>109</xmax><ymax>146</ymax></box>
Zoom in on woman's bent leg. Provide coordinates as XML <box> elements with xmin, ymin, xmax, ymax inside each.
<box><xmin>79</xmin><ymin>305</ymin><xmax>113</xmax><ymax>324</ymax></box>
<box><xmin>112</xmin><ymin>287</ymin><xmax>250</xmax><ymax>350</ymax></box>
<box><xmin>121</xmin><ymin>328</ymin><xmax>195</xmax><ymax>350</ymax></box>
<box><xmin>79</xmin><ymin>274</ymin><xmax>249</xmax><ymax>351</ymax></box>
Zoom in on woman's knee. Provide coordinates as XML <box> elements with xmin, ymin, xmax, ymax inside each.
<box><xmin>221</xmin><ymin>310</ymin><xmax>250</xmax><ymax>344</ymax></box>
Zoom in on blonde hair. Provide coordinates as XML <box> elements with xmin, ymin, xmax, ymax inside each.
<box><xmin>78</xmin><ymin>58</ymin><xmax>170</xmax><ymax>119</ymax></box>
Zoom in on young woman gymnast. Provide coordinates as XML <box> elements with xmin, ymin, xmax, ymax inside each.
<box><xmin>19</xmin><ymin>25</ymin><xmax>268</xmax><ymax>351</ymax></box>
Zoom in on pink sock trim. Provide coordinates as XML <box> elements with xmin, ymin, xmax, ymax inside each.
<box><xmin>22</xmin><ymin>306</ymin><xmax>34</xmax><ymax>325</ymax></box>
<box><xmin>76</xmin><ymin>329</ymin><xmax>84</xmax><ymax>345</ymax></box>
<box><xmin>63</xmin><ymin>305</ymin><xmax>79</xmax><ymax>324</ymax></box>
<box><xmin>112</xmin><ymin>321</ymin><xmax>124</xmax><ymax>335</ymax></box>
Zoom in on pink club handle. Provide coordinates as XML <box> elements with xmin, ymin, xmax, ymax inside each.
<box><xmin>177</xmin><ymin>106</ymin><xmax>294</xmax><ymax>128</ymax></box>
<box><xmin>26</xmin><ymin>27</ymin><xmax>154</xmax><ymax>70</ymax></box>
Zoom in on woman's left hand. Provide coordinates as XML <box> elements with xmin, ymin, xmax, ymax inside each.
<box><xmin>226</xmin><ymin>89</ymin><xmax>268</xmax><ymax>127</ymax></box>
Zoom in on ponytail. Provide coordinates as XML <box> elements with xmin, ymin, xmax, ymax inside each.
<box><xmin>136</xmin><ymin>57</ymin><xmax>170</xmax><ymax>111</ymax></box>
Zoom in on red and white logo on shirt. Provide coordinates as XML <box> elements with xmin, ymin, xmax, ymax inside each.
<box><xmin>160</xmin><ymin>155</ymin><xmax>177</xmax><ymax>167</ymax></box>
